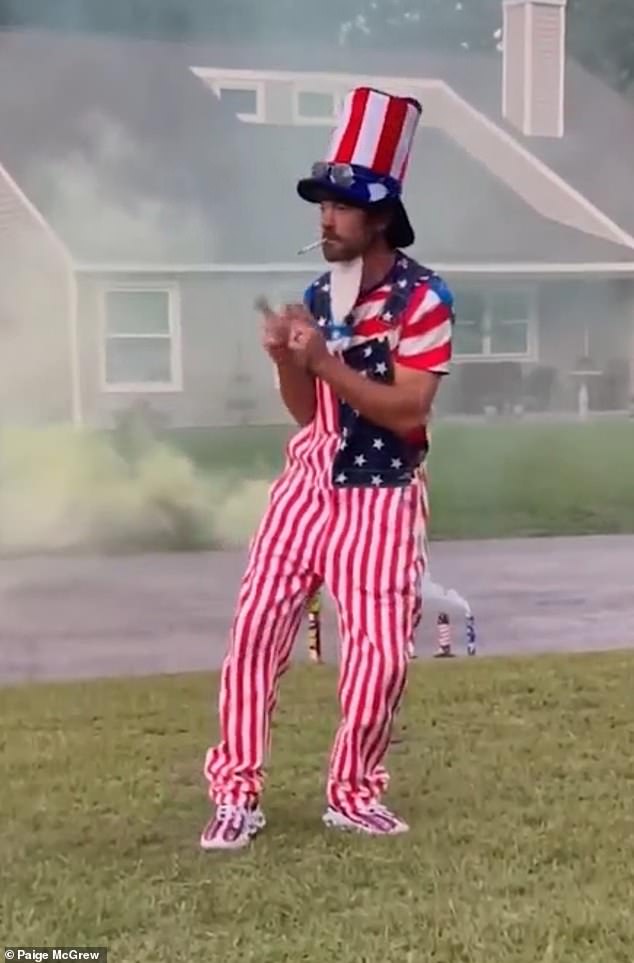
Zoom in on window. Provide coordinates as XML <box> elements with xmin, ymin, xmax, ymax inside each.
<box><xmin>489</xmin><ymin>290</ymin><xmax>530</xmax><ymax>355</ymax></box>
<box><xmin>218</xmin><ymin>86</ymin><xmax>258</xmax><ymax>117</ymax></box>
<box><xmin>453</xmin><ymin>287</ymin><xmax>534</xmax><ymax>359</ymax></box>
<box><xmin>453</xmin><ymin>289</ymin><xmax>486</xmax><ymax>356</ymax></box>
<box><xmin>293</xmin><ymin>88</ymin><xmax>342</xmax><ymax>125</ymax></box>
<box><xmin>101</xmin><ymin>286</ymin><xmax>182</xmax><ymax>392</ymax></box>
<box><xmin>211</xmin><ymin>82</ymin><xmax>263</xmax><ymax>122</ymax></box>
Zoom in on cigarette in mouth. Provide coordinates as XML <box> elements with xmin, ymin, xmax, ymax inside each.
<box><xmin>296</xmin><ymin>238</ymin><xmax>324</xmax><ymax>255</ymax></box>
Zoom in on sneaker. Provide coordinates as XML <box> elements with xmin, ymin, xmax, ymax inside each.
<box><xmin>199</xmin><ymin>803</ymin><xmax>266</xmax><ymax>851</ymax></box>
<box><xmin>322</xmin><ymin>803</ymin><xmax>409</xmax><ymax>836</ymax></box>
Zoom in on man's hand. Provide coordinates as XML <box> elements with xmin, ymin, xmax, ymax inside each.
<box><xmin>255</xmin><ymin>296</ymin><xmax>292</xmax><ymax>363</ymax></box>
<box><xmin>285</xmin><ymin>304</ymin><xmax>330</xmax><ymax>372</ymax></box>
<box><xmin>254</xmin><ymin>297</ymin><xmax>317</xmax><ymax>426</ymax></box>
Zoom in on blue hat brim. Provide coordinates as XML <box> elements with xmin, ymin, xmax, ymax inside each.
<box><xmin>296</xmin><ymin>177</ymin><xmax>415</xmax><ymax>248</ymax></box>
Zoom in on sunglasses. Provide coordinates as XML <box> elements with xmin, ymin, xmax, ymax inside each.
<box><xmin>310</xmin><ymin>162</ymin><xmax>400</xmax><ymax>195</ymax></box>
<box><xmin>310</xmin><ymin>162</ymin><xmax>355</xmax><ymax>187</ymax></box>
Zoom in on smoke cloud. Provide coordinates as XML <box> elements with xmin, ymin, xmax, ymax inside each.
<box><xmin>29</xmin><ymin>113</ymin><xmax>217</xmax><ymax>264</ymax></box>
<box><xmin>0</xmin><ymin>425</ymin><xmax>271</xmax><ymax>555</ymax></box>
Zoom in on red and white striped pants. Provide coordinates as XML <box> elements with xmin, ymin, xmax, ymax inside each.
<box><xmin>203</xmin><ymin>463</ymin><xmax>425</xmax><ymax>814</ymax></box>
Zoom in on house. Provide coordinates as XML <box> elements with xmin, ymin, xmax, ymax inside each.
<box><xmin>1</xmin><ymin>0</ymin><xmax>633</xmax><ymax>428</ymax></box>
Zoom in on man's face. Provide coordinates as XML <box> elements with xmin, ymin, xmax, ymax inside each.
<box><xmin>319</xmin><ymin>200</ymin><xmax>383</xmax><ymax>262</ymax></box>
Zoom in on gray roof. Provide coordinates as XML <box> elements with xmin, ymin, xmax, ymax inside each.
<box><xmin>1</xmin><ymin>29</ymin><xmax>633</xmax><ymax>267</ymax></box>
<box><xmin>179</xmin><ymin>36</ymin><xmax>634</xmax><ymax>243</ymax></box>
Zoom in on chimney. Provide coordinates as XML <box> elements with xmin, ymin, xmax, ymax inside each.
<box><xmin>502</xmin><ymin>0</ymin><xmax>567</xmax><ymax>138</ymax></box>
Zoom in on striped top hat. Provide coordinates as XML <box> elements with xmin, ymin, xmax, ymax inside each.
<box><xmin>297</xmin><ymin>86</ymin><xmax>422</xmax><ymax>248</ymax></box>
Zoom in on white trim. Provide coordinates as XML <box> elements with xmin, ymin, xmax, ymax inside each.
<box><xmin>191</xmin><ymin>71</ymin><xmax>266</xmax><ymax>123</ymax></box>
<box><xmin>0</xmin><ymin>161</ymin><xmax>83</xmax><ymax>426</ymax></box>
<box><xmin>0</xmin><ymin>161</ymin><xmax>70</xmax><ymax>263</ymax></box>
<box><xmin>190</xmin><ymin>66</ymin><xmax>444</xmax><ymax>91</ymax></box>
<box><xmin>98</xmin><ymin>281</ymin><xmax>183</xmax><ymax>394</ymax></box>
<box><xmin>74</xmin><ymin>260</ymin><xmax>634</xmax><ymax>276</ymax></box>
<box><xmin>436</xmin><ymin>81</ymin><xmax>634</xmax><ymax>250</ymax></box>
<box><xmin>191</xmin><ymin>67</ymin><xmax>634</xmax><ymax>249</ymax></box>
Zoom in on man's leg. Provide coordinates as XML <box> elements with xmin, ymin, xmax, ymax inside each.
<box><xmin>200</xmin><ymin>471</ymin><xmax>324</xmax><ymax>849</ymax></box>
<box><xmin>322</xmin><ymin>483</ymin><xmax>424</xmax><ymax>835</ymax></box>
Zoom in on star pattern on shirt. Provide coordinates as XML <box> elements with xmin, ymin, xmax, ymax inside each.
<box><xmin>309</xmin><ymin>253</ymin><xmax>434</xmax><ymax>490</ymax></box>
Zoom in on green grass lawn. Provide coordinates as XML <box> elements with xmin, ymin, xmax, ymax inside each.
<box><xmin>3</xmin><ymin>653</ymin><xmax>634</xmax><ymax>962</ymax></box>
<box><xmin>170</xmin><ymin>418</ymin><xmax>634</xmax><ymax>540</ymax></box>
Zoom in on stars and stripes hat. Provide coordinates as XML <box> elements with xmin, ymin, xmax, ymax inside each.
<box><xmin>297</xmin><ymin>86</ymin><xmax>422</xmax><ymax>248</ymax></box>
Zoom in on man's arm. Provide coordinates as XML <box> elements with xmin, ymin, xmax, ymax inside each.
<box><xmin>274</xmin><ymin>357</ymin><xmax>316</xmax><ymax>427</ymax></box>
<box><xmin>311</xmin><ymin>354</ymin><xmax>437</xmax><ymax>436</ymax></box>
<box><xmin>310</xmin><ymin>282</ymin><xmax>453</xmax><ymax>437</ymax></box>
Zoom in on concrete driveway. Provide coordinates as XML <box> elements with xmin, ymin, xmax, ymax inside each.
<box><xmin>1</xmin><ymin>534</ymin><xmax>633</xmax><ymax>686</ymax></box>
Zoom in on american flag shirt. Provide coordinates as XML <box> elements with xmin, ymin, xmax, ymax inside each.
<box><xmin>282</xmin><ymin>252</ymin><xmax>454</xmax><ymax>490</ymax></box>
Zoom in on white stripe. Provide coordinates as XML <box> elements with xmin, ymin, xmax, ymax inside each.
<box><xmin>398</xmin><ymin>318</ymin><xmax>453</xmax><ymax>357</ymax></box>
<box><xmin>351</xmin><ymin>297</ymin><xmax>391</xmax><ymax>322</ymax></box>
<box><xmin>350</xmin><ymin>89</ymin><xmax>388</xmax><ymax>169</ymax></box>
<box><xmin>328</xmin><ymin>90</ymin><xmax>354</xmax><ymax>160</ymax></box>
<box><xmin>390</xmin><ymin>101</ymin><xmax>420</xmax><ymax>180</ymax></box>
<box><xmin>404</xmin><ymin>287</ymin><xmax>441</xmax><ymax>326</ymax></box>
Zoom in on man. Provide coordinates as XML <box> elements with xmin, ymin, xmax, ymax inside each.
<box><xmin>201</xmin><ymin>86</ymin><xmax>454</xmax><ymax>850</ymax></box>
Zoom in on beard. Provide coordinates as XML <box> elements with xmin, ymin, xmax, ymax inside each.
<box><xmin>322</xmin><ymin>237</ymin><xmax>366</xmax><ymax>263</ymax></box>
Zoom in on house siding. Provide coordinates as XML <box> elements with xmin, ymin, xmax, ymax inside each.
<box><xmin>75</xmin><ymin>271</ymin><xmax>634</xmax><ymax>426</ymax></box>
<box><xmin>76</xmin><ymin>270</ymin><xmax>317</xmax><ymax>428</ymax></box>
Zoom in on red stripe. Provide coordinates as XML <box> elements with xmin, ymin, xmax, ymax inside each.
<box><xmin>325</xmin><ymin>484</ymin><xmax>420</xmax><ymax>814</ymax></box>
<box><xmin>402</xmin><ymin>302</ymin><xmax>452</xmax><ymax>339</ymax></box>
<box><xmin>397</xmin><ymin>341</ymin><xmax>452</xmax><ymax>371</ymax></box>
<box><xmin>399</xmin><ymin>283</ymin><xmax>433</xmax><ymax>325</ymax></box>
<box><xmin>334</xmin><ymin>87</ymin><xmax>371</xmax><ymax>164</ymax></box>
<box><xmin>404</xmin><ymin>425</ymin><xmax>428</xmax><ymax>448</ymax></box>
<box><xmin>205</xmin><ymin>386</ymin><xmax>339</xmax><ymax>805</ymax></box>
<box><xmin>354</xmin><ymin>317</ymin><xmax>392</xmax><ymax>338</ymax></box>
<box><xmin>364</xmin><ymin>487</ymin><xmax>416</xmax><ymax>777</ymax></box>
<box><xmin>372</xmin><ymin>96</ymin><xmax>409</xmax><ymax>175</ymax></box>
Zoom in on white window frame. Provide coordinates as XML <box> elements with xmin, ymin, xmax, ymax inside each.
<box><xmin>453</xmin><ymin>287</ymin><xmax>538</xmax><ymax>363</ymax></box>
<box><xmin>99</xmin><ymin>281</ymin><xmax>183</xmax><ymax>394</ymax></box>
<box><xmin>291</xmin><ymin>85</ymin><xmax>344</xmax><ymax>126</ymax></box>
<box><xmin>208</xmin><ymin>79</ymin><xmax>265</xmax><ymax>123</ymax></box>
